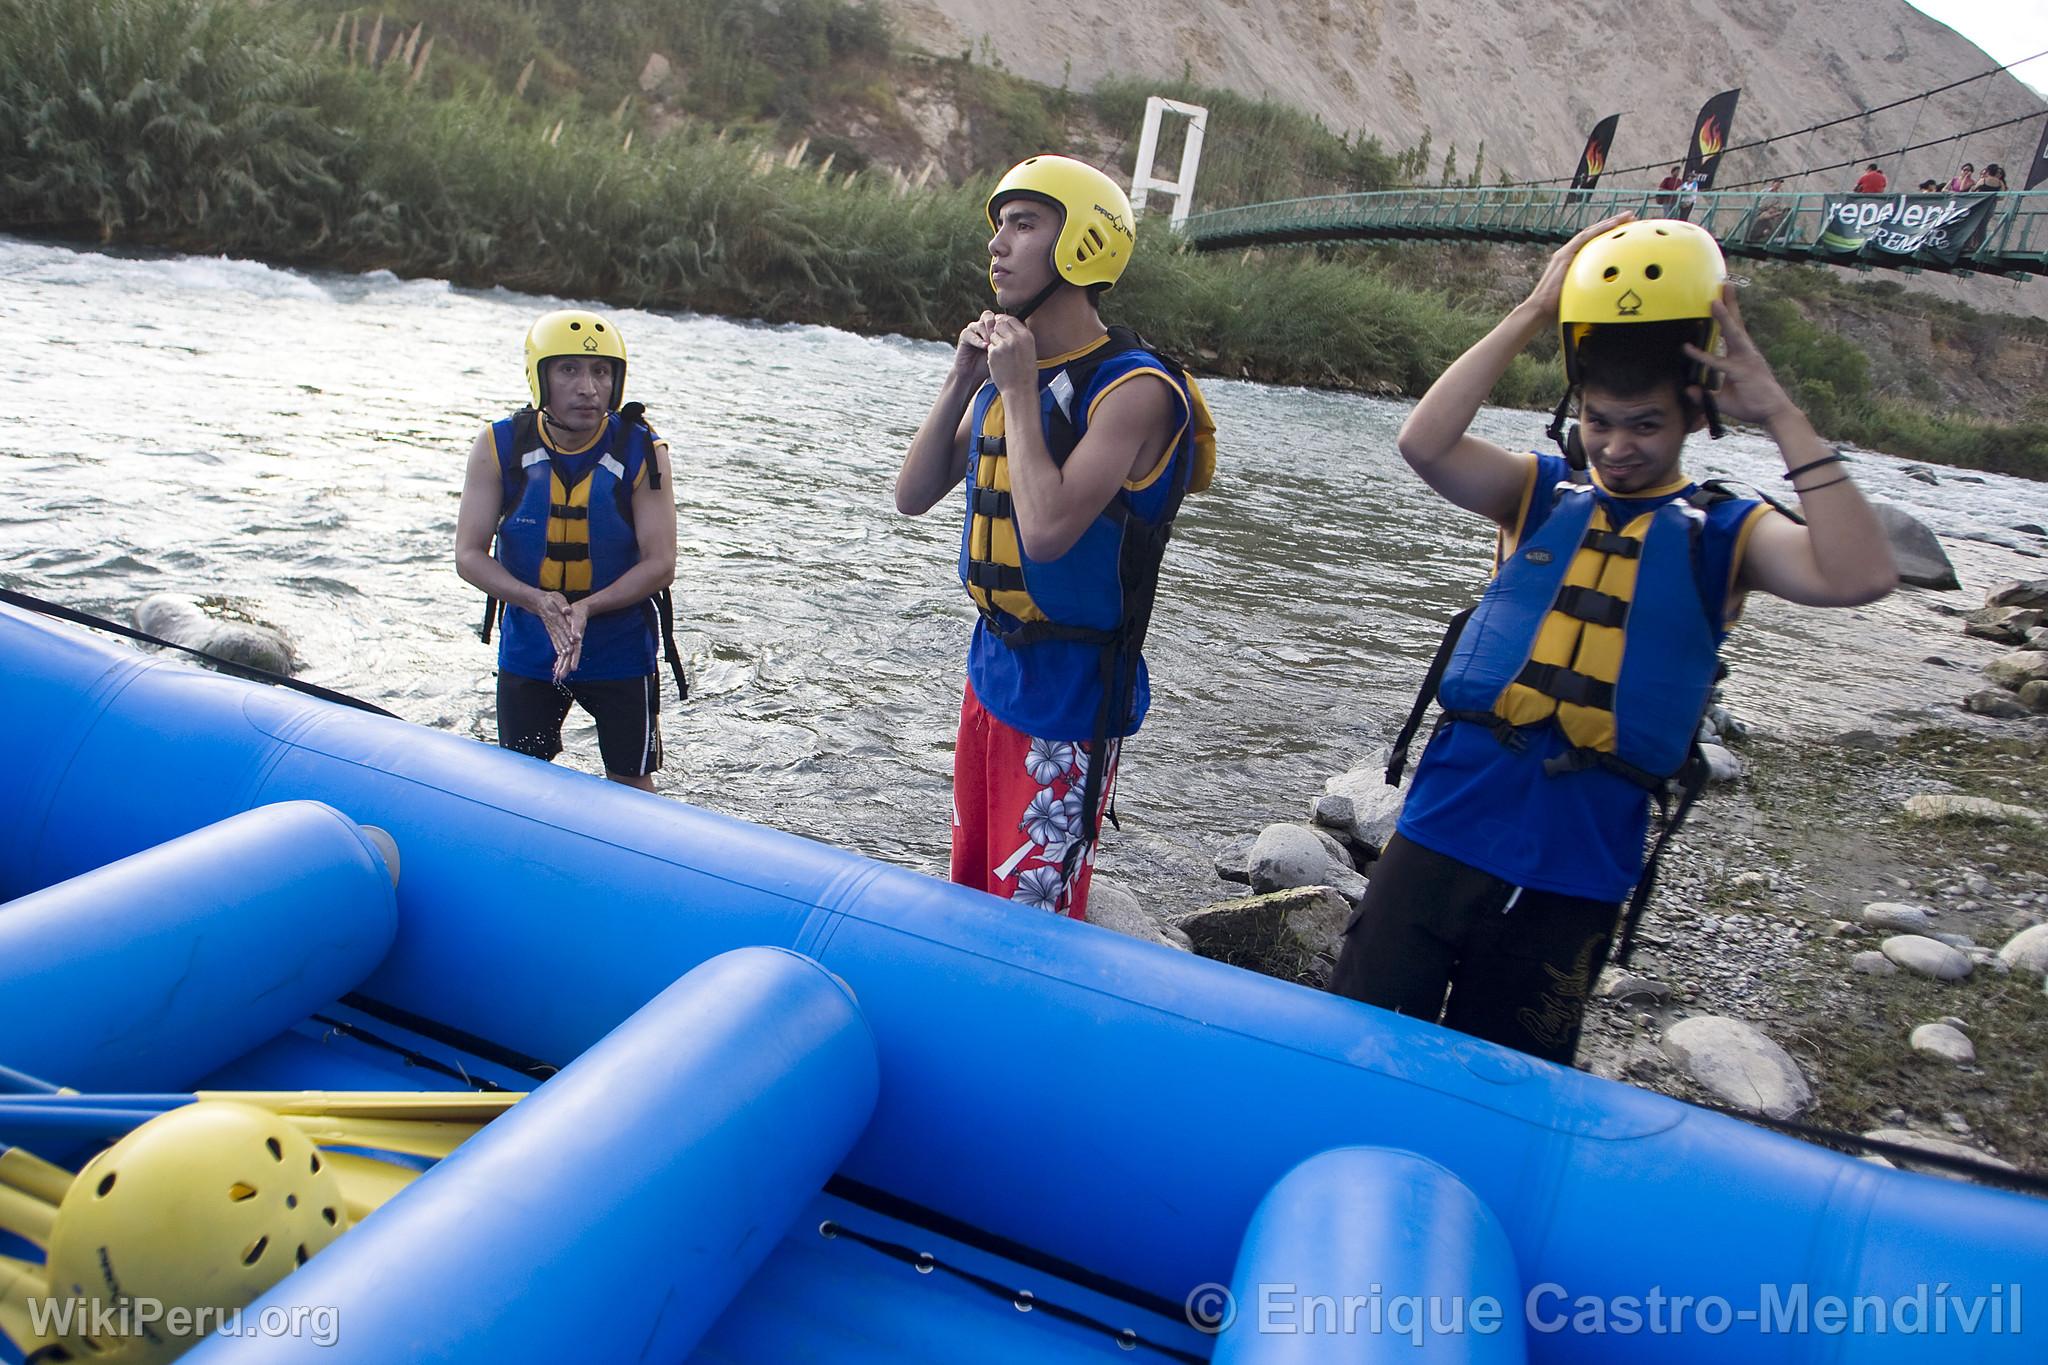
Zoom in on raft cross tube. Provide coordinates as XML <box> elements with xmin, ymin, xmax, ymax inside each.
<box><xmin>1211</xmin><ymin>1147</ymin><xmax>1525</xmax><ymax>1362</ymax></box>
<box><xmin>188</xmin><ymin>947</ymin><xmax>880</xmax><ymax>1363</ymax></box>
<box><xmin>0</xmin><ymin>802</ymin><xmax>398</xmax><ymax>1094</ymax></box>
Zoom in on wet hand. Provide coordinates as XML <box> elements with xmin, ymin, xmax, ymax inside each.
<box><xmin>984</xmin><ymin>315</ymin><xmax>1038</xmax><ymax>394</ymax></box>
<box><xmin>531</xmin><ymin>589</ymin><xmax>577</xmax><ymax>651</ymax></box>
<box><xmin>1522</xmin><ymin>213</ymin><xmax>1634</xmax><ymax>322</ymax></box>
<box><xmin>551</xmin><ymin>601</ymin><xmax>589</xmax><ymax>684</ymax></box>
<box><xmin>1684</xmin><ymin>287</ymin><xmax>1795</xmax><ymax>426</ymax></box>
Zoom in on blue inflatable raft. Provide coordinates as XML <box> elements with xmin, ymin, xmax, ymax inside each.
<box><xmin>0</xmin><ymin>601</ymin><xmax>2043</xmax><ymax>1363</ymax></box>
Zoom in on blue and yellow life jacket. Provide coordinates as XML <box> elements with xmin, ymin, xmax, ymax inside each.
<box><xmin>492</xmin><ymin>408</ymin><xmax>652</xmax><ymax>600</ymax></box>
<box><xmin>1435</xmin><ymin>477</ymin><xmax>1759</xmax><ymax>788</ymax></box>
<box><xmin>956</xmin><ymin>326</ymin><xmax>1215</xmax><ymax>649</ymax></box>
<box><xmin>479</xmin><ymin>405</ymin><xmax>687</xmax><ymax>696</ymax></box>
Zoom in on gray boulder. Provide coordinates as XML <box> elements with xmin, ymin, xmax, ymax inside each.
<box><xmin>1862</xmin><ymin>1128</ymin><xmax>2016</xmax><ymax>1178</ymax></box>
<box><xmin>1965</xmin><ymin>689</ymin><xmax>2035</xmax><ymax>719</ymax></box>
<box><xmin>1321</xmin><ymin>760</ymin><xmax>1408</xmax><ymax>856</ymax></box>
<box><xmin>1661</xmin><ymin>1016</ymin><xmax>1813</xmax><ymax>1119</ymax></box>
<box><xmin>1881</xmin><ymin>934</ymin><xmax>1973</xmax><ymax>981</ymax></box>
<box><xmin>134</xmin><ymin>593</ymin><xmax>296</xmax><ymax>675</ymax></box>
<box><xmin>1698</xmin><ymin>743</ymin><xmax>1744</xmax><ymax>783</ymax></box>
<box><xmin>1987</xmin><ymin>578</ymin><xmax>2048</xmax><ymax>610</ymax></box>
<box><xmin>1086</xmin><ymin>880</ymin><xmax>1194</xmax><ymax>953</ymax></box>
<box><xmin>1214</xmin><ymin>833</ymin><xmax>1255</xmax><ymax>885</ymax></box>
<box><xmin>1998</xmin><ymin>924</ymin><xmax>2048</xmax><ymax>977</ymax></box>
<box><xmin>1909</xmin><ymin>1022</ymin><xmax>1976</xmax><ymax>1065</ymax></box>
<box><xmin>1902</xmin><ymin>793</ymin><xmax>2045</xmax><ymax>826</ymax></box>
<box><xmin>2022</xmin><ymin>680</ymin><xmax>2048</xmax><ymax>713</ymax></box>
<box><xmin>1870</xmin><ymin>502</ymin><xmax>1959</xmax><ymax>591</ymax></box>
<box><xmin>1311</xmin><ymin>793</ymin><xmax>1356</xmax><ymax>830</ymax></box>
<box><xmin>1860</xmin><ymin>902</ymin><xmax>1931</xmax><ymax>932</ymax></box>
<box><xmin>1985</xmin><ymin>651</ymin><xmax>2048</xmax><ymax>690</ymax></box>
<box><xmin>1851</xmin><ymin>951</ymin><xmax>1897</xmax><ymax>977</ymax></box>
<box><xmin>1174</xmin><ymin>886</ymin><xmax>1350</xmax><ymax>984</ymax></box>
<box><xmin>1311</xmin><ymin>827</ymin><xmax>1356</xmax><ymax>872</ymax></box>
<box><xmin>1249</xmin><ymin>823</ymin><xmax>1334</xmax><ymax>894</ymax></box>
<box><xmin>1962</xmin><ymin>605</ymin><xmax>2044</xmax><ymax>643</ymax></box>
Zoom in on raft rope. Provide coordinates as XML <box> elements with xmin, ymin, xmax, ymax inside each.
<box><xmin>0</xmin><ymin>587</ymin><xmax>398</xmax><ymax>719</ymax></box>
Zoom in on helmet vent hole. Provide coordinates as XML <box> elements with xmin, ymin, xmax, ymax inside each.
<box><xmin>286</xmin><ymin>1194</ymin><xmax>299</xmax><ymax>1210</ymax></box>
<box><xmin>594</xmin><ymin>323</ymin><xmax>605</xmax><ymax>331</ymax></box>
<box><xmin>1601</xmin><ymin>266</ymin><xmax>1619</xmax><ymax>281</ymax></box>
<box><xmin>1654</xmin><ymin>227</ymin><xmax>1670</xmax><ymax>235</ymax></box>
<box><xmin>243</xmin><ymin>1236</ymin><xmax>270</xmax><ymax>1266</ymax></box>
<box><xmin>1645</xmin><ymin>264</ymin><xmax>1663</xmax><ymax>280</ymax></box>
<box><xmin>310</xmin><ymin>1153</ymin><xmax>322</xmax><ymax>1174</ymax></box>
<box><xmin>323</xmin><ymin>1206</ymin><xmax>338</xmax><ymax>1225</ymax></box>
<box><xmin>96</xmin><ymin>1172</ymin><xmax>117</xmax><ymax>1197</ymax></box>
<box><xmin>266</xmin><ymin>1138</ymin><xmax>284</xmax><ymax>1161</ymax></box>
<box><xmin>229</xmin><ymin>1182</ymin><xmax>258</xmax><ymax>1202</ymax></box>
<box><xmin>568</xmin><ymin>321</ymin><xmax>582</xmax><ymax>330</ymax></box>
<box><xmin>296</xmin><ymin>1244</ymin><xmax>310</xmax><ymax>1266</ymax></box>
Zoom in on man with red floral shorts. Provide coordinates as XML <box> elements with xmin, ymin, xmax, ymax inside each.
<box><xmin>894</xmin><ymin>155</ymin><xmax>1211</xmax><ymax>919</ymax></box>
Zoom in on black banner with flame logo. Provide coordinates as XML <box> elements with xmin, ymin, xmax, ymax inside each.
<box><xmin>1683</xmin><ymin>89</ymin><xmax>1741</xmax><ymax>189</ymax></box>
<box><xmin>1570</xmin><ymin>115</ymin><xmax>1622</xmax><ymax>191</ymax></box>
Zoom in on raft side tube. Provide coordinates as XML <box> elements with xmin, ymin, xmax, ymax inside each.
<box><xmin>0</xmin><ymin>800</ymin><xmax>397</xmax><ymax>1094</ymax></box>
<box><xmin>187</xmin><ymin>947</ymin><xmax>880</xmax><ymax>1364</ymax></box>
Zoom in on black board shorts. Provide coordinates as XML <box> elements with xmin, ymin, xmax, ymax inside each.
<box><xmin>1328</xmin><ymin>832</ymin><xmax>1621</xmax><ymax>1065</ymax></box>
<box><xmin>497</xmin><ymin>672</ymin><xmax>662</xmax><ymax>778</ymax></box>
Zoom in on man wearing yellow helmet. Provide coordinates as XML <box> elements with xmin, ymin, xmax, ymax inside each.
<box><xmin>894</xmin><ymin>154</ymin><xmax>1214</xmax><ymax>920</ymax></box>
<box><xmin>1328</xmin><ymin>215</ymin><xmax>1896</xmax><ymax>1063</ymax></box>
<box><xmin>454</xmin><ymin>309</ymin><xmax>680</xmax><ymax>790</ymax></box>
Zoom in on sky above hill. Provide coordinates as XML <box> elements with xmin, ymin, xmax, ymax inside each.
<box><xmin>1906</xmin><ymin>0</ymin><xmax>2048</xmax><ymax>96</ymax></box>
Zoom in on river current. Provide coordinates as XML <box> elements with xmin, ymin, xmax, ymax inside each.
<box><xmin>2</xmin><ymin>236</ymin><xmax>2043</xmax><ymax>912</ymax></box>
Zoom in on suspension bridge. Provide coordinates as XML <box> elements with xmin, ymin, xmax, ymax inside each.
<box><xmin>1178</xmin><ymin>185</ymin><xmax>2048</xmax><ymax>279</ymax></box>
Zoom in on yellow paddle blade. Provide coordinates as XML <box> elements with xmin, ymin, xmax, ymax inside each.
<box><xmin>282</xmin><ymin>1114</ymin><xmax>485</xmax><ymax>1160</ymax></box>
<box><xmin>0</xmin><ymin>1184</ymin><xmax>56</xmax><ymax>1251</ymax></box>
<box><xmin>321</xmin><ymin>1150</ymin><xmax>426</xmax><ymax>1222</ymax></box>
<box><xmin>0</xmin><ymin>1148</ymin><xmax>72</xmax><ymax>1207</ymax></box>
<box><xmin>195</xmin><ymin>1091</ymin><xmax>525</xmax><ymax>1123</ymax></box>
<box><xmin>1</xmin><ymin>1253</ymin><xmax>53</xmax><ymax>1352</ymax></box>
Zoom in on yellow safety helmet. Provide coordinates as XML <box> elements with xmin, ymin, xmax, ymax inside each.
<box><xmin>41</xmin><ymin>1102</ymin><xmax>350</xmax><ymax>1363</ymax></box>
<box><xmin>1558</xmin><ymin>219</ymin><xmax>1726</xmax><ymax>388</ymax></box>
<box><xmin>524</xmin><ymin>309</ymin><xmax>627</xmax><ymax>411</ymax></box>
<box><xmin>986</xmin><ymin>155</ymin><xmax>1136</xmax><ymax>294</ymax></box>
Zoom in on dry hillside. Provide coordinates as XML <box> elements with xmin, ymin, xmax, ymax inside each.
<box><xmin>884</xmin><ymin>0</ymin><xmax>2047</xmax><ymax>315</ymax></box>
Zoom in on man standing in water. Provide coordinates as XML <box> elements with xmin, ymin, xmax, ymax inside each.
<box><xmin>894</xmin><ymin>155</ymin><xmax>1212</xmax><ymax>919</ymax></box>
<box><xmin>455</xmin><ymin>309</ymin><xmax>680</xmax><ymax>791</ymax></box>
<box><xmin>1329</xmin><ymin>216</ymin><xmax>1895</xmax><ymax>1063</ymax></box>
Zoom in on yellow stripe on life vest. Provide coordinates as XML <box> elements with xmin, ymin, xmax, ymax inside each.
<box><xmin>1556</xmin><ymin>510</ymin><xmax>1653</xmax><ymax>752</ymax></box>
<box><xmin>967</xmin><ymin>394</ymin><xmax>1047</xmax><ymax>624</ymax></box>
<box><xmin>1496</xmin><ymin>507</ymin><xmax>1613</xmax><ymax>728</ymax></box>
<box><xmin>542</xmin><ymin>470</ymin><xmax>594</xmax><ymax>595</ymax></box>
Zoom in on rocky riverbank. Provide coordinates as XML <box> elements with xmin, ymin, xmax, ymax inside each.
<box><xmin>1094</xmin><ymin>574</ymin><xmax>2048</xmax><ymax>1178</ymax></box>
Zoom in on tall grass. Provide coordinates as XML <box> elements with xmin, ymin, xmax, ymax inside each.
<box><xmin>0</xmin><ymin>0</ymin><xmax>2037</xmax><ymax>475</ymax></box>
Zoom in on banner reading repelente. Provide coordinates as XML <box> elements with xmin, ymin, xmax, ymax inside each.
<box><xmin>1814</xmin><ymin>193</ymin><xmax>1997</xmax><ymax>265</ymax></box>
<box><xmin>1571</xmin><ymin>115</ymin><xmax>1621</xmax><ymax>191</ymax></box>
<box><xmin>1683</xmin><ymin>89</ymin><xmax>1740</xmax><ymax>189</ymax></box>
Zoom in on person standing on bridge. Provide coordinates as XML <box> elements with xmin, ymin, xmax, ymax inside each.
<box><xmin>894</xmin><ymin>155</ymin><xmax>1215</xmax><ymax>920</ymax></box>
<box><xmin>1853</xmin><ymin>164</ymin><xmax>1888</xmax><ymax>194</ymax></box>
<box><xmin>1327</xmin><ymin>215</ymin><xmax>1896</xmax><ymax>1064</ymax></box>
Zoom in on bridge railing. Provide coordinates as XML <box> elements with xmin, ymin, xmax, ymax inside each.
<box><xmin>1178</xmin><ymin>186</ymin><xmax>2048</xmax><ymax>277</ymax></box>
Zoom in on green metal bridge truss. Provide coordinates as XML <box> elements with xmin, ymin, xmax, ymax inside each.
<box><xmin>1180</xmin><ymin>186</ymin><xmax>2047</xmax><ymax>280</ymax></box>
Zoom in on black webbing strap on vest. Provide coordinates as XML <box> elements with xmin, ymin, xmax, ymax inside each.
<box><xmin>1613</xmin><ymin>741</ymin><xmax>1711</xmax><ymax>967</ymax></box>
<box><xmin>0</xmin><ymin>587</ymin><xmax>400</xmax><ymax>718</ymax></box>
<box><xmin>1384</xmin><ymin>604</ymin><xmax>1473</xmax><ymax>785</ymax></box>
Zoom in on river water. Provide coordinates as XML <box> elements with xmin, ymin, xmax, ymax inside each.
<box><xmin>2</xmin><ymin>236</ymin><xmax>2043</xmax><ymax>912</ymax></box>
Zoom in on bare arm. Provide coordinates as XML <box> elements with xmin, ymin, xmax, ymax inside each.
<box><xmin>895</xmin><ymin>316</ymin><xmax>993</xmax><ymax>516</ymax></box>
<box><xmin>1687</xmin><ymin>291</ymin><xmax>1898</xmax><ymax>607</ymax></box>
<box><xmin>1397</xmin><ymin>215</ymin><xmax>1631</xmax><ymax>526</ymax></box>
<box><xmin>986</xmin><ymin>318</ymin><xmax>1177</xmax><ymax>561</ymax></box>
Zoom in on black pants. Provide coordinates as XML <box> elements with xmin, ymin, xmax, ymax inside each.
<box><xmin>1328</xmin><ymin>833</ymin><xmax>1619</xmax><ymax>1064</ymax></box>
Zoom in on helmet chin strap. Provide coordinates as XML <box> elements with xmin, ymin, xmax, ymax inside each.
<box><xmin>1005</xmin><ymin>276</ymin><xmax>1064</xmax><ymax>322</ymax></box>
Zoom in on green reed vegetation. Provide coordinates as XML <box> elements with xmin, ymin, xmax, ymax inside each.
<box><xmin>0</xmin><ymin>0</ymin><xmax>2037</xmax><ymax>476</ymax></box>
